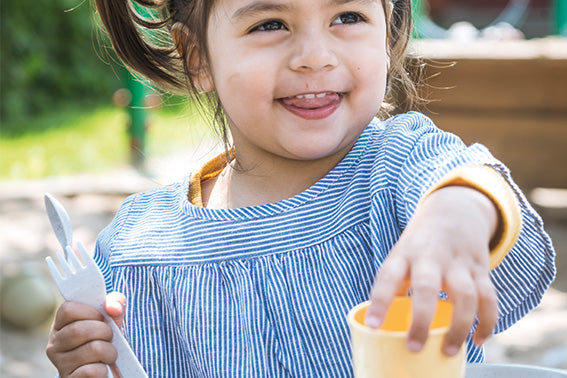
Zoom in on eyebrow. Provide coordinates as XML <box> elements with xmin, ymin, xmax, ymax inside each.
<box><xmin>232</xmin><ymin>0</ymin><xmax>378</xmax><ymax>20</ymax></box>
<box><xmin>330</xmin><ymin>0</ymin><xmax>377</xmax><ymax>5</ymax></box>
<box><xmin>232</xmin><ymin>2</ymin><xmax>294</xmax><ymax>20</ymax></box>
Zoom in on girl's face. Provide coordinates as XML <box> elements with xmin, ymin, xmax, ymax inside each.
<box><xmin>204</xmin><ymin>0</ymin><xmax>388</xmax><ymax>164</ymax></box>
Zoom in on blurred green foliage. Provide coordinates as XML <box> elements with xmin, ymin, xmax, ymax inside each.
<box><xmin>0</xmin><ymin>99</ymin><xmax>211</xmax><ymax>179</ymax></box>
<box><xmin>1</xmin><ymin>0</ymin><xmax>121</xmax><ymax>134</ymax></box>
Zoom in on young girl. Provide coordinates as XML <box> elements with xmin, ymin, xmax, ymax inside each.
<box><xmin>46</xmin><ymin>0</ymin><xmax>556</xmax><ymax>376</ymax></box>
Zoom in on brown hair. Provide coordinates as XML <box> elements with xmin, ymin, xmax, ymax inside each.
<box><xmin>94</xmin><ymin>0</ymin><xmax>422</xmax><ymax>147</ymax></box>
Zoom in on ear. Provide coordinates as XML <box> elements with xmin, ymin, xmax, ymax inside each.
<box><xmin>171</xmin><ymin>23</ymin><xmax>214</xmax><ymax>93</ymax></box>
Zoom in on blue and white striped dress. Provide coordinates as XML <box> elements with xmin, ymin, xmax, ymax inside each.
<box><xmin>94</xmin><ymin>112</ymin><xmax>556</xmax><ymax>377</ymax></box>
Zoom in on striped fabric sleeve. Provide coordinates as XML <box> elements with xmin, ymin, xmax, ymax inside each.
<box><xmin>384</xmin><ymin>112</ymin><xmax>556</xmax><ymax>333</ymax></box>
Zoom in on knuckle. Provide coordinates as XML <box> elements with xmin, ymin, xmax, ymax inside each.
<box><xmin>67</xmin><ymin>321</ymin><xmax>112</xmax><ymax>343</ymax></box>
<box><xmin>412</xmin><ymin>280</ymin><xmax>438</xmax><ymax>295</ymax></box>
<box><xmin>477</xmin><ymin>282</ymin><xmax>497</xmax><ymax>301</ymax></box>
<box><xmin>106</xmin><ymin>345</ymin><xmax>118</xmax><ymax>364</ymax></box>
<box><xmin>45</xmin><ymin>343</ymin><xmax>57</xmax><ymax>362</ymax></box>
<box><xmin>87</xmin><ymin>340</ymin><xmax>117</xmax><ymax>364</ymax></box>
<box><xmin>86</xmin><ymin>340</ymin><xmax>108</xmax><ymax>357</ymax></box>
<box><xmin>376</xmin><ymin>264</ymin><xmax>398</xmax><ymax>283</ymax></box>
<box><xmin>57</xmin><ymin>301</ymin><xmax>81</xmax><ymax>319</ymax></box>
<box><xmin>460</xmin><ymin>288</ymin><xmax>477</xmax><ymax>303</ymax></box>
<box><xmin>471</xmin><ymin>263</ymin><xmax>490</xmax><ymax>277</ymax></box>
<box><xmin>59</xmin><ymin>300</ymin><xmax>74</xmax><ymax>313</ymax></box>
<box><xmin>450</xmin><ymin>283</ymin><xmax>477</xmax><ymax>303</ymax></box>
<box><xmin>54</xmin><ymin>302</ymin><xmax>73</xmax><ymax>328</ymax></box>
<box><xmin>66</xmin><ymin>322</ymin><xmax>88</xmax><ymax>340</ymax></box>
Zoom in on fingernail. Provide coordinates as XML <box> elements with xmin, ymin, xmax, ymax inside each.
<box><xmin>365</xmin><ymin>315</ymin><xmax>381</xmax><ymax>328</ymax></box>
<box><xmin>444</xmin><ymin>345</ymin><xmax>459</xmax><ymax>356</ymax></box>
<box><xmin>407</xmin><ymin>340</ymin><xmax>423</xmax><ymax>353</ymax></box>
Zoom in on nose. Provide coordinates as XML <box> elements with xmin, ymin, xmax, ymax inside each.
<box><xmin>288</xmin><ymin>29</ymin><xmax>338</xmax><ymax>72</ymax></box>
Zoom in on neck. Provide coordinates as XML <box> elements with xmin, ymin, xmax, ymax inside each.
<box><xmin>203</xmin><ymin>147</ymin><xmax>351</xmax><ymax>209</ymax></box>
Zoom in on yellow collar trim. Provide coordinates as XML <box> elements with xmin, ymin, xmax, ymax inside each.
<box><xmin>188</xmin><ymin>151</ymin><xmax>233</xmax><ymax>207</ymax></box>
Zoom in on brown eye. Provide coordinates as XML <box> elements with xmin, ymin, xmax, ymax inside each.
<box><xmin>332</xmin><ymin>12</ymin><xmax>365</xmax><ymax>25</ymax></box>
<box><xmin>252</xmin><ymin>20</ymin><xmax>286</xmax><ymax>32</ymax></box>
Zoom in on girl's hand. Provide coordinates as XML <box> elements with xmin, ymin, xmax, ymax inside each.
<box><xmin>46</xmin><ymin>292</ymin><xmax>126</xmax><ymax>377</ymax></box>
<box><xmin>365</xmin><ymin>186</ymin><xmax>499</xmax><ymax>356</ymax></box>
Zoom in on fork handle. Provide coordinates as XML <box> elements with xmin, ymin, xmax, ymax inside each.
<box><xmin>103</xmin><ymin>313</ymin><xmax>148</xmax><ymax>378</ymax></box>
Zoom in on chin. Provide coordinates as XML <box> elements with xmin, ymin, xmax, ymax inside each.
<box><xmin>283</xmin><ymin>141</ymin><xmax>350</xmax><ymax>162</ymax></box>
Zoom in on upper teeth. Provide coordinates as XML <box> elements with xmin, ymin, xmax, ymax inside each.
<box><xmin>295</xmin><ymin>92</ymin><xmax>330</xmax><ymax>99</ymax></box>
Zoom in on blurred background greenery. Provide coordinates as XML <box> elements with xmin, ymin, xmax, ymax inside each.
<box><xmin>0</xmin><ymin>0</ymin><xmax>210</xmax><ymax>180</ymax></box>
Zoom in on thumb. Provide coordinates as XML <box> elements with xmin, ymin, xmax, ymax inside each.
<box><xmin>104</xmin><ymin>291</ymin><xmax>127</xmax><ymax>330</ymax></box>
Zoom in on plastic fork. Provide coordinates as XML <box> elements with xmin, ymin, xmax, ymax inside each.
<box><xmin>46</xmin><ymin>242</ymin><xmax>148</xmax><ymax>377</ymax></box>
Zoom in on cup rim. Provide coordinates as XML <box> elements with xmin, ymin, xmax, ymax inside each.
<box><xmin>347</xmin><ymin>300</ymin><xmax>451</xmax><ymax>338</ymax></box>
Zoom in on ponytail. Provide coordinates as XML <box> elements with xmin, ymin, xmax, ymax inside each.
<box><xmin>94</xmin><ymin>0</ymin><xmax>198</xmax><ymax>91</ymax></box>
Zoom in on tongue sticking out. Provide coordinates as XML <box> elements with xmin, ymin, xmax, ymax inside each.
<box><xmin>280</xmin><ymin>93</ymin><xmax>341</xmax><ymax>109</ymax></box>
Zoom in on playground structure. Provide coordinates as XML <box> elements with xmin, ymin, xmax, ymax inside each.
<box><xmin>411</xmin><ymin>0</ymin><xmax>567</xmax><ymax>191</ymax></box>
<box><xmin>415</xmin><ymin>37</ymin><xmax>567</xmax><ymax>191</ymax></box>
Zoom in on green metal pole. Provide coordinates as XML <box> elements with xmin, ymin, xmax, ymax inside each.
<box><xmin>553</xmin><ymin>0</ymin><xmax>567</xmax><ymax>36</ymax></box>
<box><xmin>124</xmin><ymin>70</ymin><xmax>148</xmax><ymax>167</ymax></box>
<box><xmin>411</xmin><ymin>0</ymin><xmax>427</xmax><ymax>38</ymax></box>
<box><xmin>124</xmin><ymin>4</ymin><xmax>153</xmax><ymax>166</ymax></box>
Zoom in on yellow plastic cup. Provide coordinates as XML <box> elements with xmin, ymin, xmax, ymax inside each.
<box><xmin>348</xmin><ymin>297</ymin><xmax>465</xmax><ymax>378</ymax></box>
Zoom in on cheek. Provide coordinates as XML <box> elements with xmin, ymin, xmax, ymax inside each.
<box><xmin>354</xmin><ymin>54</ymin><xmax>388</xmax><ymax>100</ymax></box>
<box><xmin>213</xmin><ymin>67</ymin><xmax>276</xmax><ymax>133</ymax></box>
<box><xmin>221</xmin><ymin>58</ymin><xmax>274</xmax><ymax>100</ymax></box>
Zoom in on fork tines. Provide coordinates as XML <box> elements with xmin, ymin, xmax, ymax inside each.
<box><xmin>46</xmin><ymin>244</ymin><xmax>86</xmax><ymax>280</ymax></box>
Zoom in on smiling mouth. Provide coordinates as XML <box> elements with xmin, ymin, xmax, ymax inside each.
<box><xmin>278</xmin><ymin>92</ymin><xmax>344</xmax><ymax>120</ymax></box>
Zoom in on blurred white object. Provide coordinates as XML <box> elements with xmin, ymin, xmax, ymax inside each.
<box><xmin>448</xmin><ymin>21</ymin><xmax>480</xmax><ymax>42</ymax></box>
<box><xmin>481</xmin><ymin>22</ymin><xmax>525</xmax><ymax>40</ymax></box>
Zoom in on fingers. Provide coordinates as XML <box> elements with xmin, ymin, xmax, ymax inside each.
<box><xmin>46</xmin><ymin>300</ymin><xmax>123</xmax><ymax>378</ymax></box>
<box><xmin>61</xmin><ymin>340</ymin><xmax>118</xmax><ymax>375</ymax></box>
<box><xmin>47</xmin><ymin>301</ymin><xmax>110</xmax><ymax>366</ymax></box>
<box><xmin>52</xmin><ymin>301</ymin><xmax>105</xmax><ymax>331</ymax></box>
<box><xmin>368</xmin><ymin>254</ymin><xmax>498</xmax><ymax>357</ymax></box>
<box><xmin>105</xmin><ymin>291</ymin><xmax>127</xmax><ymax>330</ymax></box>
<box><xmin>366</xmin><ymin>254</ymin><xmax>409</xmax><ymax>328</ymax></box>
<box><xmin>472</xmin><ymin>270</ymin><xmax>498</xmax><ymax>346</ymax></box>
<box><xmin>47</xmin><ymin>323</ymin><xmax>116</xmax><ymax>377</ymax></box>
<box><xmin>54</xmin><ymin>320</ymin><xmax>114</xmax><ymax>351</ymax></box>
<box><xmin>68</xmin><ymin>363</ymin><xmax>111</xmax><ymax>378</ymax></box>
<box><xmin>443</xmin><ymin>267</ymin><xmax>477</xmax><ymax>356</ymax></box>
<box><xmin>407</xmin><ymin>260</ymin><xmax>442</xmax><ymax>353</ymax></box>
